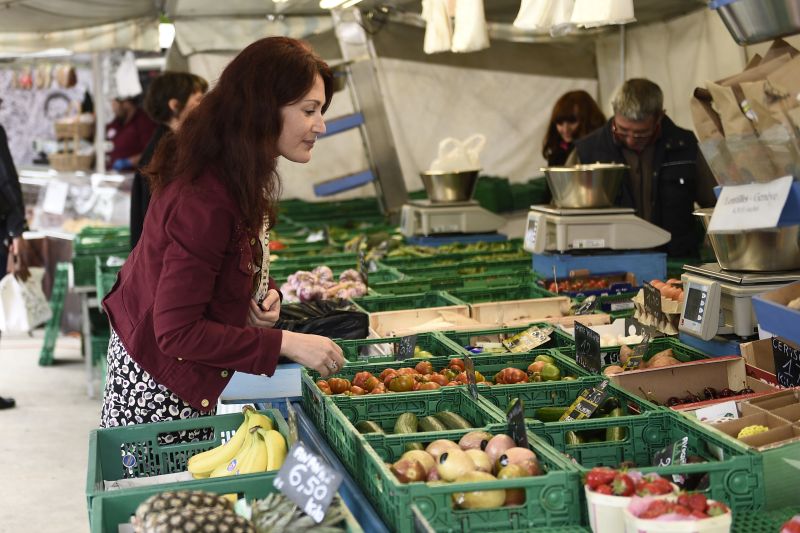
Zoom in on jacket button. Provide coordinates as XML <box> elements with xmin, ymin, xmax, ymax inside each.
<box><xmin>201</xmin><ymin>399</ymin><xmax>209</xmax><ymax>407</ymax></box>
<box><xmin>221</xmin><ymin>370</ymin><xmax>229</xmax><ymax>377</ymax></box>
<box><xmin>247</xmin><ymin>262</ymin><xmax>253</xmax><ymax>271</ymax></box>
<box><xmin>250</xmin><ymin>238</ymin><xmax>256</xmax><ymax>245</ymax></box>
<box><xmin>177</xmin><ymin>357</ymin><xmax>183</xmax><ymax>361</ymax></box>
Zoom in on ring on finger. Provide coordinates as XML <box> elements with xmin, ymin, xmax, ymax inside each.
<box><xmin>328</xmin><ymin>361</ymin><xmax>338</xmax><ymax>371</ymax></box>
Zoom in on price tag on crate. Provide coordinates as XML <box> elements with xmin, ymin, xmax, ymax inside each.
<box><xmin>644</xmin><ymin>282</ymin><xmax>665</xmax><ymax>322</ymax></box>
<box><xmin>274</xmin><ymin>442</ymin><xmax>343</xmax><ymax>524</ymax></box>
<box><xmin>395</xmin><ymin>335</ymin><xmax>418</xmax><ymax>361</ymax></box>
<box><xmin>574</xmin><ymin>295</ymin><xmax>598</xmax><ymax>316</ymax></box>
<box><xmin>506</xmin><ymin>398</ymin><xmax>529</xmax><ymax>448</ymax></box>
<box><xmin>772</xmin><ymin>336</ymin><xmax>800</xmax><ymax>388</ymax></box>
<box><xmin>559</xmin><ymin>380</ymin><xmax>610</xmax><ymax>422</ymax></box>
<box><xmin>357</xmin><ymin>250</ymin><xmax>369</xmax><ymax>289</ymax></box>
<box><xmin>574</xmin><ymin>321</ymin><xmax>601</xmax><ymax>374</ymax></box>
<box><xmin>652</xmin><ymin>436</ymin><xmax>689</xmax><ymax>485</ymax></box>
<box><xmin>464</xmin><ymin>353</ymin><xmax>479</xmax><ymax>400</ymax></box>
<box><xmin>623</xmin><ymin>331</ymin><xmax>651</xmax><ymax>371</ymax></box>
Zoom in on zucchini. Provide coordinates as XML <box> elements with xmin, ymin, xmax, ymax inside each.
<box><xmin>598</xmin><ymin>396</ymin><xmax>621</xmax><ymax>415</ymax></box>
<box><xmin>393</xmin><ymin>413</ymin><xmax>419</xmax><ymax>435</ymax></box>
<box><xmin>605</xmin><ymin>407</ymin><xmax>626</xmax><ymax>441</ymax></box>
<box><xmin>535</xmin><ymin>406</ymin><xmax>570</xmax><ymax>423</ymax></box>
<box><xmin>355</xmin><ymin>420</ymin><xmax>385</xmax><ymax>434</ymax></box>
<box><xmin>565</xmin><ymin>430</ymin><xmax>583</xmax><ymax>445</ymax></box>
<box><xmin>434</xmin><ymin>411</ymin><xmax>473</xmax><ymax>430</ymax></box>
<box><xmin>418</xmin><ymin>415</ymin><xmax>448</xmax><ymax>432</ymax></box>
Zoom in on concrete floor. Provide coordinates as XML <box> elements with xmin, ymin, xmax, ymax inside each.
<box><xmin>0</xmin><ymin>331</ymin><xmax>99</xmax><ymax>533</ymax></box>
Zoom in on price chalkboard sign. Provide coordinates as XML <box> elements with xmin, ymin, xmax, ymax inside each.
<box><xmin>506</xmin><ymin>398</ymin><xmax>529</xmax><ymax>448</ymax></box>
<box><xmin>574</xmin><ymin>321</ymin><xmax>601</xmax><ymax>374</ymax></box>
<box><xmin>644</xmin><ymin>283</ymin><xmax>663</xmax><ymax>320</ymax></box>
<box><xmin>652</xmin><ymin>435</ymin><xmax>689</xmax><ymax>484</ymax></box>
<box><xmin>395</xmin><ymin>335</ymin><xmax>418</xmax><ymax>361</ymax></box>
<box><xmin>772</xmin><ymin>336</ymin><xmax>800</xmax><ymax>388</ymax></box>
<box><xmin>464</xmin><ymin>354</ymin><xmax>479</xmax><ymax>400</ymax></box>
<box><xmin>559</xmin><ymin>380</ymin><xmax>610</xmax><ymax>422</ymax></box>
<box><xmin>274</xmin><ymin>442</ymin><xmax>343</xmax><ymax>524</ymax></box>
<box><xmin>357</xmin><ymin>250</ymin><xmax>368</xmax><ymax>289</ymax></box>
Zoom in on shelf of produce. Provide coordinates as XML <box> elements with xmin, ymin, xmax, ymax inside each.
<box><xmin>448</xmin><ymin>282</ymin><xmax>556</xmax><ymax>304</ymax></box>
<box><xmin>440</xmin><ymin>323</ymin><xmax>575</xmax><ymax>356</ymax></box>
<box><xmin>336</xmin><ymin>331</ymin><xmax>465</xmax><ymax>363</ymax></box>
<box><xmin>555</xmin><ymin>336</ymin><xmax>709</xmax><ymax>371</ymax></box>
<box><xmin>352</xmin><ymin>290</ymin><xmax>466</xmax><ymax>314</ymax></box>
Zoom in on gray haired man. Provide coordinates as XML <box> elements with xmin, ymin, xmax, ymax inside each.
<box><xmin>567</xmin><ymin>78</ymin><xmax>716</xmax><ymax>258</ymax></box>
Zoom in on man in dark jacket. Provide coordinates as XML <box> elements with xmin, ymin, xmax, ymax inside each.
<box><xmin>0</xmin><ymin>114</ymin><xmax>31</xmax><ymax>410</ymax></box>
<box><xmin>567</xmin><ymin>79</ymin><xmax>717</xmax><ymax>257</ymax></box>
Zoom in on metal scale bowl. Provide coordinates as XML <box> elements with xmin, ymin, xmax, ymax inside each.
<box><xmin>679</xmin><ymin>209</ymin><xmax>800</xmax><ymax>341</ymax></box>
<box><xmin>400</xmin><ymin>170</ymin><xmax>505</xmax><ymax>237</ymax></box>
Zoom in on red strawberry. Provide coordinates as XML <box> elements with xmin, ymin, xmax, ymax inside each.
<box><xmin>648</xmin><ymin>476</ymin><xmax>673</xmax><ymax>494</ymax></box>
<box><xmin>707</xmin><ymin>502</ymin><xmax>729</xmax><ymax>517</ymax></box>
<box><xmin>636</xmin><ymin>482</ymin><xmax>662</xmax><ymax>496</ymax></box>
<box><xmin>585</xmin><ymin>467</ymin><xmax>616</xmax><ymax>489</ymax></box>
<box><xmin>677</xmin><ymin>494</ymin><xmax>691</xmax><ymax>508</ymax></box>
<box><xmin>691</xmin><ymin>510</ymin><xmax>709</xmax><ymax>519</ymax></box>
<box><xmin>639</xmin><ymin>500</ymin><xmax>671</xmax><ymax>519</ymax></box>
<box><xmin>687</xmin><ymin>493</ymin><xmax>707</xmax><ymax>512</ymax></box>
<box><xmin>781</xmin><ymin>519</ymin><xmax>800</xmax><ymax>533</ymax></box>
<box><xmin>611</xmin><ymin>473</ymin><xmax>635</xmax><ymax>496</ymax></box>
<box><xmin>673</xmin><ymin>504</ymin><xmax>691</xmax><ymax>516</ymax></box>
<box><xmin>595</xmin><ymin>484</ymin><xmax>613</xmax><ymax>495</ymax></box>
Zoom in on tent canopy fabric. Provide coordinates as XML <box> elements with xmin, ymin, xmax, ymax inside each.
<box><xmin>0</xmin><ymin>0</ymin><xmax>158</xmax><ymax>32</ymax></box>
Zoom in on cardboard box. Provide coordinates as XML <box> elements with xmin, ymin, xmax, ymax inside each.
<box><xmin>772</xmin><ymin>403</ymin><xmax>800</xmax><ymax>423</ymax></box>
<box><xmin>608</xmin><ymin>356</ymin><xmax>778</xmax><ymax>406</ymax></box>
<box><xmin>368</xmin><ymin>305</ymin><xmax>472</xmax><ymax>337</ymax></box>
<box><xmin>467</xmin><ymin>297</ymin><xmax>610</xmax><ymax>329</ymax></box>
<box><xmin>746</xmin><ymin>388</ymin><xmax>800</xmax><ymax>411</ymax></box>
<box><xmin>740</xmin><ymin>338</ymin><xmax>778</xmax><ymax>384</ymax></box>
<box><xmin>712</xmin><ymin>412</ymin><xmax>793</xmax><ymax>447</ymax></box>
<box><xmin>752</xmin><ymin>281</ymin><xmax>800</xmax><ymax>347</ymax></box>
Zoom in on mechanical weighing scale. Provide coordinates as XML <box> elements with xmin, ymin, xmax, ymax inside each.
<box><xmin>679</xmin><ymin>263</ymin><xmax>800</xmax><ymax>341</ymax></box>
<box><xmin>400</xmin><ymin>199</ymin><xmax>506</xmax><ymax>238</ymax></box>
<box><xmin>522</xmin><ymin>205</ymin><xmax>671</xmax><ymax>284</ymax></box>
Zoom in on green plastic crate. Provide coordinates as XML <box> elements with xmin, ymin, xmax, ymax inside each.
<box><xmin>473</xmin><ymin>175</ymin><xmax>513</xmax><ymax>213</ymax></box>
<box><xmin>91</xmin><ymin>332</ymin><xmax>110</xmax><ymax>367</ymax></box>
<box><xmin>89</xmin><ymin>473</ymin><xmax>364</xmax><ymax>533</ymax></box>
<box><xmin>321</xmin><ymin>387</ymin><xmax>502</xmax><ymax>468</ymax></box>
<box><xmin>95</xmin><ymin>256</ymin><xmax>123</xmax><ymax>302</ymax></box>
<box><xmin>478</xmin><ymin>376</ymin><xmax>660</xmax><ymax>425</ymax></box>
<box><xmin>449</xmin><ymin>282</ymin><xmax>556</xmax><ymax>304</ymax></box>
<box><xmin>441</xmin><ymin>323</ymin><xmax>575</xmax><ymax>357</ymax></box>
<box><xmin>556</xmin><ymin>336</ymin><xmax>710</xmax><ymax>370</ymax></box>
<box><xmin>337</xmin><ymin>331</ymin><xmax>465</xmax><ymax>362</ymax></box>
<box><xmin>531</xmin><ymin>410</ymin><xmax>765</xmax><ymax>513</ymax></box>
<box><xmin>354</xmin><ymin>427</ymin><xmax>581</xmax><ymax>533</ymax></box>
<box><xmin>352</xmin><ymin>291</ymin><xmax>466</xmax><ymax>314</ymax></box>
<box><xmin>379</xmin><ymin>251</ymin><xmax>528</xmax><ymax>271</ymax></box>
<box><xmin>270</xmin><ymin>262</ymin><xmax>404</xmax><ymax>285</ymax></box>
<box><xmin>86</xmin><ymin>409</ymin><xmax>290</xmax><ymax>508</ymax></box>
<box><xmin>732</xmin><ymin>506</ymin><xmax>800</xmax><ymax>532</ymax></box>
<box><xmin>368</xmin><ymin>269</ymin><xmax>537</xmax><ymax>296</ymax></box>
<box><xmin>397</xmin><ymin>258</ymin><xmax>532</xmax><ymax>279</ymax></box>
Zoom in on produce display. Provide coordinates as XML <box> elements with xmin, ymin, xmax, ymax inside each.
<box><xmin>663</xmin><ymin>386</ymin><xmax>755</xmax><ymax>407</ymax></box>
<box><xmin>250</xmin><ymin>493</ymin><xmax>348</xmax><ymax>532</ymax></box>
<box><xmin>279</xmin><ymin>266</ymin><xmax>366</xmax><ymax>302</ymax></box>
<box><xmin>737</xmin><ymin>424</ymin><xmax>770</xmax><ymax>439</ymax></box>
<box><xmin>355</xmin><ymin>410</ymin><xmax>474</xmax><ymax>436</ymax></box>
<box><xmin>387</xmin><ymin>433</ymin><xmax>545</xmax><ymax>510</ymax></box>
<box><xmin>585</xmin><ymin>467</ymin><xmax>675</xmax><ymax>497</ymax></box>
<box><xmin>627</xmin><ymin>493</ymin><xmax>730</xmax><ymax>520</ymax></box>
<box><xmin>603</xmin><ymin>347</ymin><xmax>687</xmax><ymax>375</ymax></box>
<box><xmin>187</xmin><ymin>407</ymin><xmax>287</xmax><ymax>479</ymax></box>
<box><xmin>648</xmin><ymin>278</ymin><xmax>685</xmax><ymax>302</ymax></box>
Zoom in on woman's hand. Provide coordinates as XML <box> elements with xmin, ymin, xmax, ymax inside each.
<box><xmin>248</xmin><ymin>289</ymin><xmax>281</xmax><ymax>328</ymax></box>
<box><xmin>280</xmin><ymin>330</ymin><xmax>345</xmax><ymax>379</ymax></box>
<box><xmin>8</xmin><ymin>237</ymin><xmax>29</xmax><ymax>282</ymax></box>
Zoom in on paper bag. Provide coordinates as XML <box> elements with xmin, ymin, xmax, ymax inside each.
<box><xmin>0</xmin><ymin>268</ymin><xmax>52</xmax><ymax>333</ymax></box>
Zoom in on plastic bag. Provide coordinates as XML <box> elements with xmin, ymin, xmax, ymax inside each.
<box><xmin>275</xmin><ymin>299</ymin><xmax>368</xmax><ymax>340</ymax></box>
<box><xmin>0</xmin><ymin>268</ymin><xmax>52</xmax><ymax>333</ymax></box>
<box><xmin>422</xmin><ymin>0</ymin><xmax>452</xmax><ymax>55</ymax></box>
<box><xmin>451</xmin><ymin>0</ymin><xmax>490</xmax><ymax>53</ymax></box>
<box><xmin>513</xmin><ymin>0</ymin><xmax>557</xmax><ymax>31</ymax></box>
<box><xmin>429</xmin><ymin>134</ymin><xmax>486</xmax><ymax>172</ymax></box>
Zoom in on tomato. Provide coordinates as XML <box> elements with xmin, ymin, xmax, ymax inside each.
<box><xmin>528</xmin><ymin>361</ymin><xmax>545</xmax><ymax>374</ymax></box>
<box><xmin>418</xmin><ymin>382</ymin><xmax>441</xmax><ymax>391</ymax></box>
<box><xmin>428</xmin><ymin>373</ymin><xmax>448</xmax><ymax>386</ymax></box>
<box><xmin>352</xmin><ymin>371</ymin><xmax>373</xmax><ymax>390</ymax></box>
<box><xmin>369</xmin><ymin>383</ymin><xmax>386</xmax><ymax>394</ymax></box>
<box><xmin>268</xmin><ymin>241</ymin><xmax>286</xmax><ymax>251</ymax></box>
<box><xmin>445</xmin><ymin>381</ymin><xmax>460</xmax><ymax>387</ymax></box>
<box><xmin>379</xmin><ymin>368</ymin><xmax>398</xmax><ymax>381</ymax></box>
<box><xmin>441</xmin><ymin>369</ymin><xmax>457</xmax><ymax>382</ymax></box>
<box><xmin>455</xmin><ymin>372</ymin><xmax>468</xmax><ymax>384</ymax></box>
<box><xmin>449</xmin><ymin>358</ymin><xmax>465</xmax><ymax>371</ymax></box>
<box><xmin>415</xmin><ymin>361</ymin><xmax>433</xmax><ymax>375</ymax></box>
<box><xmin>364</xmin><ymin>375</ymin><xmax>381</xmax><ymax>392</ymax></box>
<box><xmin>388</xmin><ymin>375</ymin><xmax>416</xmax><ymax>392</ymax></box>
<box><xmin>397</xmin><ymin>367</ymin><xmax>417</xmax><ymax>376</ymax></box>
<box><xmin>350</xmin><ymin>385</ymin><xmax>366</xmax><ymax>395</ymax></box>
<box><xmin>316</xmin><ymin>380</ymin><xmax>332</xmax><ymax>395</ymax></box>
<box><xmin>327</xmin><ymin>378</ymin><xmax>351</xmax><ymax>394</ymax></box>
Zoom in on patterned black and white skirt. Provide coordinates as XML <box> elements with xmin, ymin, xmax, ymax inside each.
<box><xmin>100</xmin><ymin>329</ymin><xmax>215</xmax><ymax>443</ymax></box>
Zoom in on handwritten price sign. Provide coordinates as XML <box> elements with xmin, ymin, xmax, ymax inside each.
<box><xmin>274</xmin><ymin>442</ymin><xmax>343</xmax><ymax>523</ymax></box>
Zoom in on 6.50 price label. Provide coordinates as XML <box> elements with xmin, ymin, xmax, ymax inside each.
<box><xmin>273</xmin><ymin>442</ymin><xmax>343</xmax><ymax>523</ymax></box>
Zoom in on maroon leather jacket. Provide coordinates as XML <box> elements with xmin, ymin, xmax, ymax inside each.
<box><xmin>103</xmin><ymin>170</ymin><xmax>282</xmax><ymax>411</ymax></box>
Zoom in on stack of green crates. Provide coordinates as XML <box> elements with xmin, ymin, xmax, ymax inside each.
<box><xmin>72</xmin><ymin>227</ymin><xmax>130</xmax><ymax>287</ymax></box>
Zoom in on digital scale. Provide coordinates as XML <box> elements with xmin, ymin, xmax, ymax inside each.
<box><xmin>523</xmin><ymin>206</ymin><xmax>671</xmax><ymax>254</ymax></box>
<box><xmin>679</xmin><ymin>263</ymin><xmax>800</xmax><ymax>341</ymax></box>
<box><xmin>400</xmin><ymin>199</ymin><xmax>506</xmax><ymax>237</ymax></box>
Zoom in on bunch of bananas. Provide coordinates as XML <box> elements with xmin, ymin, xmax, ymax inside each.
<box><xmin>188</xmin><ymin>406</ymin><xmax>288</xmax><ymax>479</ymax></box>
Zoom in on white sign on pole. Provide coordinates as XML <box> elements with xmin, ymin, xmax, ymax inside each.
<box><xmin>707</xmin><ymin>176</ymin><xmax>793</xmax><ymax>233</ymax></box>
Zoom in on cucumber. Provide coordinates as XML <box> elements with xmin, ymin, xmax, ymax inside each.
<box><xmin>598</xmin><ymin>396</ymin><xmax>621</xmax><ymax>415</ymax></box>
<box><xmin>434</xmin><ymin>411</ymin><xmax>473</xmax><ymax>430</ymax></box>
<box><xmin>418</xmin><ymin>415</ymin><xmax>448</xmax><ymax>432</ymax></box>
<box><xmin>535</xmin><ymin>406</ymin><xmax>570</xmax><ymax>423</ymax></box>
<box><xmin>393</xmin><ymin>413</ymin><xmax>419</xmax><ymax>435</ymax></box>
<box><xmin>605</xmin><ymin>407</ymin><xmax>626</xmax><ymax>441</ymax></box>
<box><xmin>565</xmin><ymin>430</ymin><xmax>583</xmax><ymax>445</ymax></box>
<box><xmin>355</xmin><ymin>420</ymin><xmax>384</xmax><ymax>434</ymax></box>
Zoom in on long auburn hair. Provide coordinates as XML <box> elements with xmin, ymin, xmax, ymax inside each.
<box><xmin>146</xmin><ymin>37</ymin><xmax>333</xmax><ymax>232</ymax></box>
<box><xmin>542</xmin><ymin>90</ymin><xmax>605</xmax><ymax>161</ymax></box>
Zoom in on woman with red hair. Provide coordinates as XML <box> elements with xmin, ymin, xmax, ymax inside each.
<box><xmin>100</xmin><ymin>37</ymin><xmax>345</xmax><ymax>433</ymax></box>
<box><xmin>542</xmin><ymin>90</ymin><xmax>606</xmax><ymax>167</ymax></box>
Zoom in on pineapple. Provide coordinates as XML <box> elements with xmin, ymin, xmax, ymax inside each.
<box><xmin>250</xmin><ymin>493</ymin><xmax>346</xmax><ymax>533</ymax></box>
<box><xmin>139</xmin><ymin>507</ymin><xmax>254</xmax><ymax>533</ymax></box>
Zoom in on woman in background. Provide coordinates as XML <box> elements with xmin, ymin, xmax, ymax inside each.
<box><xmin>130</xmin><ymin>72</ymin><xmax>208</xmax><ymax>249</ymax></box>
<box><xmin>542</xmin><ymin>90</ymin><xmax>605</xmax><ymax>166</ymax></box>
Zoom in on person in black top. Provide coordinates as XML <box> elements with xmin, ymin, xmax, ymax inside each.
<box><xmin>567</xmin><ymin>79</ymin><xmax>717</xmax><ymax>257</ymax></box>
<box><xmin>0</xmin><ymin>100</ymin><xmax>31</xmax><ymax>410</ymax></box>
<box><xmin>542</xmin><ymin>90</ymin><xmax>605</xmax><ymax>167</ymax></box>
<box><xmin>130</xmin><ymin>72</ymin><xmax>208</xmax><ymax>248</ymax></box>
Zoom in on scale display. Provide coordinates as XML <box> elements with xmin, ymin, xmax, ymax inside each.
<box><xmin>679</xmin><ymin>275</ymin><xmax>720</xmax><ymax>341</ymax></box>
<box><xmin>682</xmin><ymin>287</ymin><xmax>706</xmax><ymax>323</ymax></box>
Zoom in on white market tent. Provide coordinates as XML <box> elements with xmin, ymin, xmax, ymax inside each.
<box><xmin>0</xmin><ymin>0</ymin><xmax>781</xmax><ymax>201</ymax></box>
